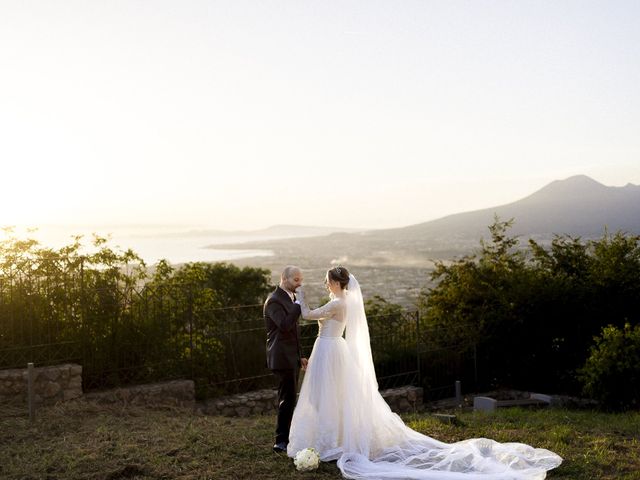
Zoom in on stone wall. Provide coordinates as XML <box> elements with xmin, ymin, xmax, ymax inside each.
<box><xmin>381</xmin><ymin>385</ymin><xmax>423</xmax><ymax>412</ymax></box>
<box><xmin>199</xmin><ymin>385</ymin><xmax>424</xmax><ymax>417</ymax></box>
<box><xmin>199</xmin><ymin>388</ymin><xmax>277</xmax><ymax>416</ymax></box>
<box><xmin>0</xmin><ymin>363</ymin><xmax>82</xmax><ymax>406</ymax></box>
<box><xmin>84</xmin><ymin>380</ymin><xmax>195</xmax><ymax>408</ymax></box>
<box><xmin>0</xmin><ymin>361</ymin><xmax>422</xmax><ymax>415</ymax></box>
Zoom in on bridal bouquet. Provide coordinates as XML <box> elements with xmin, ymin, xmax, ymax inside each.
<box><xmin>293</xmin><ymin>447</ymin><xmax>320</xmax><ymax>471</ymax></box>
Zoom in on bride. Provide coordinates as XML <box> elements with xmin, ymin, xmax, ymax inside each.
<box><xmin>287</xmin><ymin>266</ymin><xmax>562</xmax><ymax>479</ymax></box>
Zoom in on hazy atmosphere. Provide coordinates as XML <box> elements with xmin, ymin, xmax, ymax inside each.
<box><xmin>3</xmin><ymin>5</ymin><xmax>640</xmax><ymax>477</ymax></box>
<box><xmin>2</xmin><ymin>0</ymin><xmax>639</xmax><ymax>231</ymax></box>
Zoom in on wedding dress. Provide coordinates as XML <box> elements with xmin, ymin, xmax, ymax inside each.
<box><xmin>287</xmin><ymin>274</ymin><xmax>562</xmax><ymax>479</ymax></box>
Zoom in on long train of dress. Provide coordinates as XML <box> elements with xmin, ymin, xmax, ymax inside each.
<box><xmin>287</xmin><ymin>278</ymin><xmax>562</xmax><ymax>479</ymax></box>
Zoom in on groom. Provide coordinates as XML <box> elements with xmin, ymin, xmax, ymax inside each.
<box><xmin>264</xmin><ymin>265</ymin><xmax>308</xmax><ymax>453</ymax></box>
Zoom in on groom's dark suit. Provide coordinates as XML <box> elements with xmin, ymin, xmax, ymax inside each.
<box><xmin>264</xmin><ymin>286</ymin><xmax>303</xmax><ymax>445</ymax></box>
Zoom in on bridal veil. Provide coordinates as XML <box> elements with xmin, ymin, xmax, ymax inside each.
<box><xmin>336</xmin><ymin>274</ymin><xmax>562</xmax><ymax>479</ymax></box>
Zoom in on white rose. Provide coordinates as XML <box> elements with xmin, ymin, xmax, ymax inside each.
<box><xmin>294</xmin><ymin>447</ymin><xmax>320</xmax><ymax>471</ymax></box>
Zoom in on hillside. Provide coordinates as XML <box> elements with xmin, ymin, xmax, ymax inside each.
<box><xmin>213</xmin><ymin>175</ymin><xmax>640</xmax><ymax>306</ymax></box>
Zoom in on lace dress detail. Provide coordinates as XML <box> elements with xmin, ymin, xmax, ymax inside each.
<box><xmin>299</xmin><ymin>297</ymin><xmax>346</xmax><ymax>338</ymax></box>
<box><xmin>287</xmin><ymin>295</ymin><xmax>350</xmax><ymax>460</ymax></box>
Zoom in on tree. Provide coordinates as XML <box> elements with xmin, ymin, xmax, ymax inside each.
<box><xmin>418</xmin><ymin>217</ymin><xmax>640</xmax><ymax>397</ymax></box>
<box><xmin>0</xmin><ymin>230</ymin><xmax>274</xmax><ymax>396</ymax></box>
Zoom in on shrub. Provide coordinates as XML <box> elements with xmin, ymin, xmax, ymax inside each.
<box><xmin>419</xmin><ymin>217</ymin><xmax>640</xmax><ymax>394</ymax></box>
<box><xmin>579</xmin><ymin>323</ymin><xmax>640</xmax><ymax>411</ymax></box>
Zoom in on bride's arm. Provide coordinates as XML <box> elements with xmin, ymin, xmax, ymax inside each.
<box><xmin>296</xmin><ymin>289</ymin><xmax>339</xmax><ymax>320</ymax></box>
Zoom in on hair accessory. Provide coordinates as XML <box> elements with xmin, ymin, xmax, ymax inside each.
<box><xmin>335</xmin><ymin>266</ymin><xmax>341</xmax><ymax>275</ymax></box>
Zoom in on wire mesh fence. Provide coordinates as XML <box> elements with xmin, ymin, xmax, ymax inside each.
<box><xmin>1</xmin><ymin>277</ymin><xmax>476</xmax><ymax>402</ymax></box>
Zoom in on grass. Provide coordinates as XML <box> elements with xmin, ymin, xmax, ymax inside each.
<box><xmin>1</xmin><ymin>402</ymin><xmax>639</xmax><ymax>480</ymax></box>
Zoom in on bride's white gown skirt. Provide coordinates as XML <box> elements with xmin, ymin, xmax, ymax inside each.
<box><xmin>287</xmin><ymin>335</ymin><xmax>562</xmax><ymax>480</ymax></box>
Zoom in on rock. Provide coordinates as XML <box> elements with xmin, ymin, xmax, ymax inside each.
<box><xmin>43</xmin><ymin>382</ymin><xmax>61</xmax><ymax>398</ymax></box>
<box><xmin>45</xmin><ymin>369</ymin><xmax>61</xmax><ymax>382</ymax></box>
<box><xmin>433</xmin><ymin>413</ymin><xmax>458</xmax><ymax>425</ymax></box>
<box><xmin>68</xmin><ymin>377</ymin><xmax>83</xmax><ymax>388</ymax></box>
<box><xmin>530</xmin><ymin>393</ymin><xmax>552</xmax><ymax>404</ymax></box>
<box><xmin>474</xmin><ymin>396</ymin><xmax>498</xmax><ymax>412</ymax></box>
<box><xmin>63</xmin><ymin>389</ymin><xmax>82</xmax><ymax>401</ymax></box>
<box><xmin>259</xmin><ymin>391</ymin><xmax>274</xmax><ymax>400</ymax></box>
<box><xmin>236</xmin><ymin>406</ymin><xmax>251</xmax><ymax>416</ymax></box>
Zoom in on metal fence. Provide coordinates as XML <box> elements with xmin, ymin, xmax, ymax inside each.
<box><xmin>418</xmin><ymin>326</ymin><xmax>478</xmax><ymax>401</ymax></box>
<box><xmin>1</xmin><ymin>282</ymin><xmax>476</xmax><ymax>401</ymax></box>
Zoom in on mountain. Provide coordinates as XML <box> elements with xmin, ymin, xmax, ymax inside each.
<box><xmin>211</xmin><ymin>175</ymin><xmax>640</xmax><ymax>268</ymax></box>
<box><xmin>213</xmin><ymin>175</ymin><xmax>639</xmax><ymax>305</ymax></box>
<box><xmin>391</xmin><ymin>175</ymin><xmax>640</xmax><ymax>240</ymax></box>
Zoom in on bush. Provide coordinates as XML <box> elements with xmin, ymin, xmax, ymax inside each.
<box><xmin>418</xmin><ymin>216</ymin><xmax>640</xmax><ymax>395</ymax></box>
<box><xmin>0</xmin><ymin>229</ymin><xmax>273</xmax><ymax>396</ymax></box>
<box><xmin>579</xmin><ymin>323</ymin><xmax>640</xmax><ymax>411</ymax></box>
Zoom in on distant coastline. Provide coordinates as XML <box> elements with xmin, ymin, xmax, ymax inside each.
<box><xmin>2</xmin><ymin>225</ymin><xmax>274</xmax><ymax>265</ymax></box>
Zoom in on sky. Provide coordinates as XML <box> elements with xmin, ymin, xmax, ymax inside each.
<box><xmin>1</xmin><ymin>0</ymin><xmax>639</xmax><ymax>231</ymax></box>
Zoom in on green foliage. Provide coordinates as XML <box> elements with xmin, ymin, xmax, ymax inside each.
<box><xmin>418</xmin><ymin>217</ymin><xmax>534</xmax><ymax>385</ymax></box>
<box><xmin>0</xmin><ymin>229</ymin><xmax>272</xmax><ymax>396</ymax></box>
<box><xmin>141</xmin><ymin>261</ymin><xmax>272</xmax><ymax>397</ymax></box>
<box><xmin>365</xmin><ymin>295</ymin><xmax>404</xmax><ymax>319</ymax></box>
<box><xmin>364</xmin><ymin>296</ymin><xmax>419</xmax><ymax>388</ymax></box>
<box><xmin>147</xmin><ymin>260</ymin><xmax>272</xmax><ymax>307</ymax></box>
<box><xmin>0</xmin><ymin>229</ymin><xmax>147</xmax><ymax>370</ymax></box>
<box><xmin>418</xmin><ymin>217</ymin><xmax>640</xmax><ymax>400</ymax></box>
<box><xmin>579</xmin><ymin>323</ymin><xmax>640</xmax><ymax>411</ymax></box>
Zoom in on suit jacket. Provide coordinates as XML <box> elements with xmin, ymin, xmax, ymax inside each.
<box><xmin>264</xmin><ymin>286</ymin><xmax>303</xmax><ymax>370</ymax></box>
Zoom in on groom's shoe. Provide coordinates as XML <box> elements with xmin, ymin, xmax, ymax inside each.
<box><xmin>273</xmin><ymin>442</ymin><xmax>287</xmax><ymax>453</ymax></box>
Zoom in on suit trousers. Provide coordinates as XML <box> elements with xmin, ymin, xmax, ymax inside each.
<box><xmin>272</xmin><ymin>368</ymin><xmax>299</xmax><ymax>444</ymax></box>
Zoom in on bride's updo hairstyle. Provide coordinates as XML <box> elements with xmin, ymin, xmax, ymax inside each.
<box><xmin>327</xmin><ymin>266</ymin><xmax>350</xmax><ymax>290</ymax></box>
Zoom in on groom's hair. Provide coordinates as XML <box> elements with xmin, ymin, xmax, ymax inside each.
<box><xmin>281</xmin><ymin>265</ymin><xmax>300</xmax><ymax>281</ymax></box>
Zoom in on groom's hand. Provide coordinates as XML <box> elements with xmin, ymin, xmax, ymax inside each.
<box><xmin>301</xmin><ymin>357</ymin><xmax>308</xmax><ymax>371</ymax></box>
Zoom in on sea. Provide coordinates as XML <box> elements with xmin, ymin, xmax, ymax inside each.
<box><xmin>2</xmin><ymin>225</ymin><xmax>274</xmax><ymax>265</ymax></box>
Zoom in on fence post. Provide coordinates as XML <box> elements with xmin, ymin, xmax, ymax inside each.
<box><xmin>188</xmin><ymin>287</ymin><xmax>194</xmax><ymax>381</ymax></box>
<box><xmin>27</xmin><ymin>362</ymin><xmax>36</xmax><ymax>421</ymax></box>
<box><xmin>455</xmin><ymin>380</ymin><xmax>462</xmax><ymax>405</ymax></box>
<box><xmin>80</xmin><ymin>257</ymin><xmax>87</xmax><ymax>386</ymax></box>
<box><xmin>415</xmin><ymin>310</ymin><xmax>421</xmax><ymax>386</ymax></box>
<box><xmin>473</xmin><ymin>343</ymin><xmax>478</xmax><ymax>388</ymax></box>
